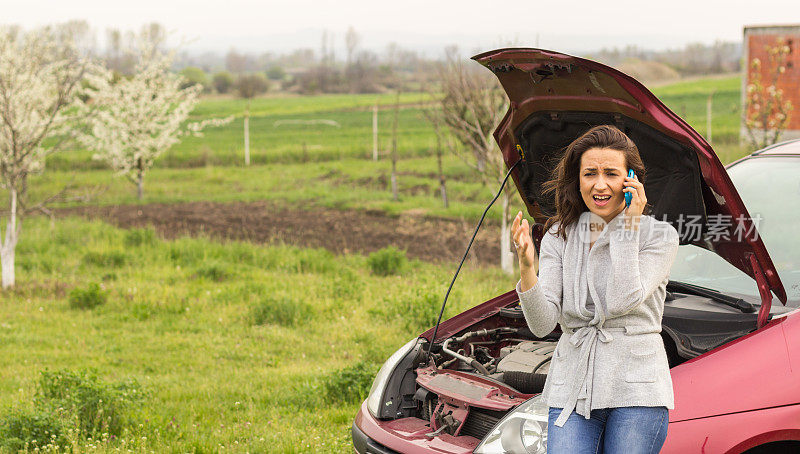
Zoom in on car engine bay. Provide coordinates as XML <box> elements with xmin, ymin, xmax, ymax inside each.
<box><xmin>373</xmin><ymin>293</ymin><xmax>768</xmax><ymax>442</ymax></box>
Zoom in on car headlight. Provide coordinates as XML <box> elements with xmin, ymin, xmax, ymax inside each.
<box><xmin>366</xmin><ymin>337</ymin><xmax>420</xmax><ymax>418</ymax></box>
<box><xmin>473</xmin><ymin>395</ymin><xmax>548</xmax><ymax>454</ymax></box>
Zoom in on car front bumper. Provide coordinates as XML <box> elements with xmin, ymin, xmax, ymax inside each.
<box><xmin>352</xmin><ymin>420</ymin><xmax>400</xmax><ymax>454</ymax></box>
<box><xmin>352</xmin><ymin>401</ymin><xmax>479</xmax><ymax>454</ymax></box>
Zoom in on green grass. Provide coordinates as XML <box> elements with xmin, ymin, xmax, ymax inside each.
<box><xmin>47</xmin><ymin>92</ymin><xmax>437</xmax><ymax>171</ymax></box>
<box><xmin>651</xmin><ymin>75</ymin><xmax>750</xmax><ymax>163</ymax></box>
<box><xmin>190</xmin><ymin>92</ymin><xmax>430</xmax><ymax>119</ymax></box>
<box><xmin>0</xmin><ymin>216</ymin><xmax>514</xmax><ymax>452</ymax></box>
<box><xmin>27</xmin><ymin>75</ymin><xmax>755</xmax><ymax>217</ymax></box>
<box><xmin>27</xmin><ymin>155</ymin><xmax>525</xmax><ymax>224</ymax></box>
<box><xmin>34</xmin><ymin>75</ymin><xmax>753</xmax><ymax>215</ymax></box>
<box><xmin>170</xmin><ymin>75</ymin><xmax>750</xmax><ymax>169</ymax></box>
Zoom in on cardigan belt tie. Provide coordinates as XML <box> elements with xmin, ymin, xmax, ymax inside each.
<box><xmin>554</xmin><ymin>325</ymin><xmax>615</xmax><ymax>427</ymax></box>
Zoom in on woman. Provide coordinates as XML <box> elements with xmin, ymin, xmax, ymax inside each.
<box><xmin>511</xmin><ymin>125</ymin><xmax>680</xmax><ymax>453</ymax></box>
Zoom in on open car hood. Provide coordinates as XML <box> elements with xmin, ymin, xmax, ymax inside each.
<box><xmin>473</xmin><ymin>48</ymin><xmax>786</xmax><ymax>327</ymax></box>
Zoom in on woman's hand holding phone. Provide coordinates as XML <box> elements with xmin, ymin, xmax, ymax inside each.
<box><xmin>623</xmin><ymin>170</ymin><xmax>647</xmax><ymax>230</ymax></box>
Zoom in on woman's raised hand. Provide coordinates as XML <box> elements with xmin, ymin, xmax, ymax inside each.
<box><xmin>623</xmin><ymin>173</ymin><xmax>647</xmax><ymax>230</ymax></box>
<box><xmin>512</xmin><ymin>211</ymin><xmax>537</xmax><ymax>270</ymax></box>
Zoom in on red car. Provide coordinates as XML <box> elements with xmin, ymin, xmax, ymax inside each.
<box><xmin>352</xmin><ymin>48</ymin><xmax>800</xmax><ymax>454</ymax></box>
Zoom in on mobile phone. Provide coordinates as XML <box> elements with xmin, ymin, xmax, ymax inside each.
<box><xmin>625</xmin><ymin>169</ymin><xmax>635</xmax><ymax>207</ymax></box>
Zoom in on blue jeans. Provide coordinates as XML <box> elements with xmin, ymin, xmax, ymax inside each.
<box><xmin>547</xmin><ymin>406</ymin><xmax>668</xmax><ymax>454</ymax></box>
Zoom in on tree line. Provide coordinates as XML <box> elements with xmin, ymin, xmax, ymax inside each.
<box><xmin>587</xmin><ymin>41</ymin><xmax>742</xmax><ymax>76</ymax></box>
<box><xmin>13</xmin><ymin>20</ymin><xmax>746</xmax><ymax>96</ymax></box>
<box><xmin>188</xmin><ymin>38</ymin><xmax>745</xmax><ymax>94</ymax></box>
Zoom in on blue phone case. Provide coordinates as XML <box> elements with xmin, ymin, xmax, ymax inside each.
<box><xmin>625</xmin><ymin>169</ymin><xmax>635</xmax><ymax>207</ymax></box>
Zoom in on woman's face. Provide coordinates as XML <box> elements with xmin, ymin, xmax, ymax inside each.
<box><xmin>579</xmin><ymin>147</ymin><xmax>628</xmax><ymax>224</ymax></box>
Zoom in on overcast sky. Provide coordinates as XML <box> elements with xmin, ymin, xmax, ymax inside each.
<box><xmin>4</xmin><ymin>0</ymin><xmax>800</xmax><ymax>56</ymax></box>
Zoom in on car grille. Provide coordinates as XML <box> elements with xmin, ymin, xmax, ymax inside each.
<box><xmin>420</xmin><ymin>394</ymin><xmax>438</xmax><ymax>422</ymax></box>
<box><xmin>459</xmin><ymin>407</ymin><xmax>508</xmax><ymax>440</ymax></box>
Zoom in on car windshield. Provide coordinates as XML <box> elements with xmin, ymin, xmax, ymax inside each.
<box><xmin>668</xmin><ymin>155</ymin><xmax>800</xmax><ymax>308</ymax></box>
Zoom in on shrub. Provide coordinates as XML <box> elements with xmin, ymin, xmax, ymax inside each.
<box><xmin>235</xmin><ymin>73</ymin><xmax>268</xmax><ymax>98</ymax></box>
<box><xmin>294</xmin><ymin>247</ymin><xmax>337</xmax><ymax>274</ymax></box>
<box><xmin>212</xmin><ymin>71</ymin><xmax>234</xmax><ymax>94</ymax></box>
<box><xmin>35</xmin><ymin>368</ymin><xmax>144</xmax><ymax>438</ymax></box>
<box><xmin>179</xmin><ymin>66</ymin><xmax>208</xmax><ymax>91</ymax></box>
<box><xmin>401</xmin><ymin>287</ymin><xmax>441</xmax><ymax>332</ymax></box>
<box><xmin>370</xmin><ymin>286</ymin><xmax>440</xmax><ymax>333</ymax></box>
<box><xmin>168</xmin><ymin>240</ymin><xmax>205</xmax><ymax>266</ymax></box>
<box><xmin>0</xmin><ymin>408</ymin><xmax>67</xmax><ymax>451</ymax></box>
<box><xmin>193</xmin><ymin>261</ymin><xmax>232</xmax><ymax>281</ymax></box>
<box><xmin>367</xmin><ymin>246</ymin><xmax>407</xmax><ymax>276</ymax></box>
<box><xmin>322</xmin><ymin>361</ymin><xmax>379</xmax><ymax>404</ymax></box>
<box><xmin>124</xmin><ymin>228</ymin><xmax>158</xmax><ymax>247</ymax></box>
<box><xmin>266</xmin><ymin>65</ymin><xmax>286</xmax><ymax>81</ymax></box>
<box><xmin>83</xmin><ymin>250</ymin><xmax>127</xmax><ymax>268</ymax></box>
<box><xmin>250</xmin><ymin>295</ymin><xmax>312</xmax><ymax>327</ymax></box>
<box><xmin>69</xmin><ymin>283</ymin><xmax>107</xmax><ymax>310</ymax></box>
<box><xmin>328</xmin><ymin>267</ymin><xmax>363</xmax><ymax>301</ymax></box>
<box><xmin>226</xmin><ymin>242</ymin><xmax>258</xmax><ymax>267</ymax></box>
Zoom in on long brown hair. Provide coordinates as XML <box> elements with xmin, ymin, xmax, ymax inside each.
<box><xmin>542</xmin><ymin>125</ymin><xmax>648</xmax><ymax>240</ymax></box>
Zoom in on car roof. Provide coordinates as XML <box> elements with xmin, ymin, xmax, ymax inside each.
<box><xmin>751</xmin><ymin>138</ymin><xmax>800</xmax><ymax>156</ymax></box>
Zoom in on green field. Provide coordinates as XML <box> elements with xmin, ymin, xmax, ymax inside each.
<box><xmin>47</xmin><ymin>92</ymin><xmax>436</xmax><ymax>171</ymax></box>
<box><xmin>32</xmin><ymin>75</ymin><xmax>752</xmax><ymax>222</ymax></box>
<box><xmin>651</xmin><ymin>75</ymin><xmax>747</xmax><ymax>163</ymax></box>
<box><xmin>0</xmin><ymin>74</ymin><xmax>759</xmax><ymax>452</ymax></box>
<box><xmin>0</xmin><ymin>217</ymin><xmax>513</xmax><ymax>452</ymax></box>
<box><xmin>47</xmin><ymin>75</ymin><xmax>748</xmax><ymax>173</ymax></box>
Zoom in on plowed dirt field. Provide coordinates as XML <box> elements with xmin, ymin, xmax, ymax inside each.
<box><xmin>58</xmin><ymin>201</ymin><xmax>504</xmax><ymax>267</ymax></box>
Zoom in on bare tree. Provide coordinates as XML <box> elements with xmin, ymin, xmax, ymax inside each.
<box><xmin>140</xmin><ymin>22</ymin><xmax>167</xmax><ymax>50</ymax></box>
<box><xmin>314</xmin><ymin>30</ymin><xmax>336</xmax><ymax>93</ymax></box>
<box><xmin>105</xmin><ymin>28</ymin><xmax>122</xmax><ymax>71</ymax></box>
<box><xmin>104</xmin><ymin>27</ymin><xmax>137</xmax><ymax>75</ymax></box>
<box><xmin>744</xmin><ymin>38</ymin><xmax>794</xmax><ymax>149</ymax></box>
<box><xmin>226</xmin><ymin>48</ymin><xmax>248</xmax><ymax>73</ymax></box>
<box><xmin>0</xmin><ymin>26</ymin><xmax>106</xmax><ymax>288</ymax></box>
<box><xmin>321</xmin><ymin>30</ymin><xmax>335</xmax><ymax>65</ymax></box>
<box><xmin>434</xmin><ymin>47</ymin><xmax>513</xmax><ymax>273</ymax></box>
<box><xmin>421</xmin><ymin>105</ymin><xmax>449</xmax><ymax>208</ymax></box>
<box><xmin>385</xmin><ymin>42</ymin><xmax>401</xmax><ymax>91</ymax></box>
<box><xmin>391</xmin><ymin>91</ymin><xmax>400</xmax><ymax>201</ymax></box>
<box><xmin>348</xmin><ymin>50</ymin><xmax>380</xmax><ymax>93</ymax></box>
<box><xmin>345</xmin><ymin>26</ymin><xmax>362</xmax><ymax>93</ymax></box>
<box><xmin>345</xmin><ymin>26</ymin><xmax>360</xmax><ymax>68</ymax></box>
<box><xmin>386</xmin><ymin>50</ymin><xmax>402</xmax><ymax>201</ymax></box>
<box><xmin>235</xmin><ymin>73</ymin><xmax>269</xmax><ymax>165</ymax></box>
<box><xmin>54</xmin><ymin>20</ymin><xmax>96</xmax><ymax>55</ymax></box>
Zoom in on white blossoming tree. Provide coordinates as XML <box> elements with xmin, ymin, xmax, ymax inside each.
<box><xmin>0</xmin><ymin>27</ymin><xmax>106</xmax><ymax>288</ymax></box>
<box><xmin>83</xmin><ymin>38</ymin><xmax>231</xmax><ymax>199</ymax></box>
<box><xmin>744</xmin><ymin>38</ymin><xmax>794</xmax><ymax>149</ymax></box>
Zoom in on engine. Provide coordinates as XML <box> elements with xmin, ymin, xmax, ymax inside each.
<box><xmin>408</xmin><ymin>326</ymin><xmax>557</xmax><ymax>440</ymax></box>
<box><xmin>430</xmin><ymin>326</ymin><xmax>557</xmax><ymax>394</ymax></box>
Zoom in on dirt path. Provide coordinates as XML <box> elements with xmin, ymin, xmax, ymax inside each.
<box><xmin>57</xmin><ymin>201</ymin><xmax>504</xmax><ymax>267</ymax></box>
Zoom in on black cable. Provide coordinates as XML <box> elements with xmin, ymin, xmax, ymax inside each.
<box><xmin>426</xmin><ymin>159</ymin><xmax>524</xmax><ymax>357</ymax></box>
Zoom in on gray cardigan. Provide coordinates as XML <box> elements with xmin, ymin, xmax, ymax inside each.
<box><xmin>516</xmin><ymin>210</ymin><xmax>680</xmax><ymax>427</ymax></box>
